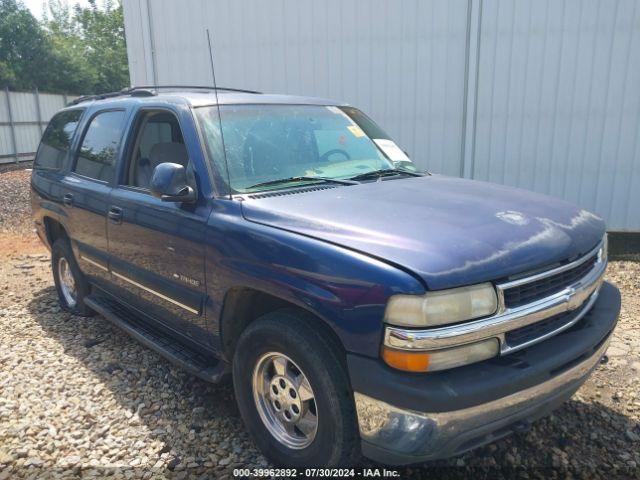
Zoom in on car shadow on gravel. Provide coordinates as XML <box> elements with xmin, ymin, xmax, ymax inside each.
<box><xmin>27</xmin><ymin>286</ymin><xmax>640</xmax><ymax>479</ymax></box>
<box><xmin>27</xmin><ymin>286</ymin><xmax>254</xmax><ymax>475</ymax></box>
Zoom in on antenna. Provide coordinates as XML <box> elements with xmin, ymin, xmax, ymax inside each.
<box><xmin>206</xmin><ymin>28</ymin><xmax>232</xmax><ymax>197</ymax></box>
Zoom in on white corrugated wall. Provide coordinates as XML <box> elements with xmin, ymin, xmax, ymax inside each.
<box><xmin>123</xmin><ymin>0</ymin><xmax>640</xmax><ymax>231</ymax></box>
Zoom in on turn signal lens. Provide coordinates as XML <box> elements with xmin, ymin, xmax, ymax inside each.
<box><xmin>382</xmin><ymin>338</ymin><xmax>499</xmax><ymax>373</ymax></box>
<box><xmin>381</xmin><ymin>347</ymin><xmax>430</xmax><ymax>372</ymax></box>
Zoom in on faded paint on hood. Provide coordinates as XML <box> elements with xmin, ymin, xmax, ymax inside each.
<box><xmin>240</xmin><ymin>176</ymin><xmax>605</xmax><ymax>290</ymax></box>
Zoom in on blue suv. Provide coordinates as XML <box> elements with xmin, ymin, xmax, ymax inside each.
<box><xmin>31</xmin><ymin>87</ymin><xmax>620</xmax><ymax>467</ymax></box>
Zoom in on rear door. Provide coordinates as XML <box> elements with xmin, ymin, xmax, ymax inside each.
<box><xmin>106</xmin><ymin>107</ymin><xmax>211</xmax><ymax>345</ymax></box>
<box><xmin>61</xmin><ymin>109</ymin><xmax>129</xmax><ymax>287</ymax></box>
<box><xmin>31</xmin><ymin>109</ymin><xmax>85</xmax><ymax>240</ymax></box>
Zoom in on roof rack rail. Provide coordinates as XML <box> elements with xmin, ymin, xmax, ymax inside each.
<box><xmin>69</xmin><ymin>88</ymin><xmax>133</xmax><ymax>105</ymax></box>
<box><xmin>68</xmin><ymin>85</ymin><xmax>261</xmax><ymax>105</ymax></box>
<box><xmin>130</xmin><ymin>85</ymin><xmax>262</xmax><ymax>94</ymax></box>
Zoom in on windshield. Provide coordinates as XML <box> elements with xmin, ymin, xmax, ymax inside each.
<box><xmin>195</xmin><ymin>104</ymin><xmax>417</xmax><ymax>194</ymax></box>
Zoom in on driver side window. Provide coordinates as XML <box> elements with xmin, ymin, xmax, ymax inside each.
<box><xmin>124</xmin><ymin>110</ymin><xmax>188</xmax><ymax>190</ymax></box>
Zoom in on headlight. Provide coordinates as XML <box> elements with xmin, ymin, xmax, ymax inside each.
<box><xmin>384</xmin><ymin>283</ymin><xmax>498</xmax><ymax>328</ymax></box>
<box><xmin>382</xmin><ymin>338</ymin><xmax>499</xmax><ymax>372</ymax></box>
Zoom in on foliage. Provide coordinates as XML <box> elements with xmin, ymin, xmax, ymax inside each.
<box><xmin>0</xmin><ymin>0</ymin><xmax>129</xmax><ymax>94</ymax></box>
<box><xmin>0</xmin><ymin>0</ymin><xmax>65</xmax><ymax>91</ymax></box>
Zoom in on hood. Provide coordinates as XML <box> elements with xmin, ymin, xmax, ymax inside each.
<box><xmin>240</xmin><ymin>176</ymin><xmax>605</xmax><ymax>290</ymax></box>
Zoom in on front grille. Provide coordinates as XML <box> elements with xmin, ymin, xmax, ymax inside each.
<box><xmin>503</xmin><ymin>254</ymin><xmax>597</xmax><ymax>308</ymax></box>
<box><xmin>504</xmin><ymin>301</ymin><xmax>589</xmax><ymax>348</ymax></box>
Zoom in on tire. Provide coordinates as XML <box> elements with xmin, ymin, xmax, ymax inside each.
<box><xmin>233</xmin><ymin>309</ymin><xmax>360</xmax><ymax>467</ymax></box>
<box><xmin>51</xmin><ymin>238</ymin><xmax>95</xmax><ymax>316</ymax></box>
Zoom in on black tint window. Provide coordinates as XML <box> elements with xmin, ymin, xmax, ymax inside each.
<box><xmin>74</xmin><ymin>110</ymin><xmax>126</xmax><ymax>182</ymax></box>
<box><xmin>34</xmin><ymin>110</ymin><xmax>84</xmax><ymax>170</ymax></box>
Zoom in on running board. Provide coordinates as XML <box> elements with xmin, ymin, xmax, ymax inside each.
<box><xmin>84</xmin><ymin>294</ymin><xmax>228</xmax><ymax>383</ymax></box>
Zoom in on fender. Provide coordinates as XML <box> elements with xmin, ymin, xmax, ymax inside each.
<box><xmin>204</xmin><ymin>200</ymin><xmax>425</xmax><ymax>358</ymax></box>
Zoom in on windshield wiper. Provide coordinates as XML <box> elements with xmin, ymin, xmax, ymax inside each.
<box><xmin>245</xmin><ymin>176</ymin><xmax>358</xmax><ymax>191</ymax></box>
<box><xmin>349</xmin><ymin>168</ymin><xmax>424</xmax><ymax>181</ymax></box>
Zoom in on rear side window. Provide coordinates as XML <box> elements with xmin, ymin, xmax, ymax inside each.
<box><xmin>34</xmin><ymin>110</ymin><xmax>84</xmax><ymax>171</ymax></box>
<box><xmin>74</xmin><ymin>110</ymin><xmax>126</xmax><ymax>182</ymax></box>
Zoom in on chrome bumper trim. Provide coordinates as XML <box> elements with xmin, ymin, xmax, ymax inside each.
<box><xmin>385</xmin><ymin>240</ymin><xmax>606</xmax><ymax>353</ymax></box>
<box><xmin>355</xmin><ymin>337</ymin><xmax>609</xmax><ymax>462</ymax></box>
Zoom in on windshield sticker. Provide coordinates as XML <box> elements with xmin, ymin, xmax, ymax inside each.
<box><xmin>374</xmin><ymin>139</ymin><xmax>412</xmax><ymax>162</ymax></box>
<box><xmin>347</xmin><ymin>125</ymin><xmax>366</xmax><ymax>138</ymax></box>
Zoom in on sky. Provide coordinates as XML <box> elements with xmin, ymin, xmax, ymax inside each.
<box><xmin>22</xmin><ymin>0</ymin><xmax>106</xmax><ymax>19</ymax></box>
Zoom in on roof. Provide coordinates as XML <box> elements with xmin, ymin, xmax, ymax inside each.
<box><xmin>67</xmin><ymin>86</ymin><xmax>347</xmax><ymax>109</ymax></box>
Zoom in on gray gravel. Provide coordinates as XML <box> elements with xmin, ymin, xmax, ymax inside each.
<box><xmin>0</xmin><ymin>169</ymin><xmax>32</xmax><ymax>235</ymax></box>
<box><xmin>0</xmin><ymin>170</ymin><xmax>639</xmax><ymax>478</ymax></box>
<box><xmin>1</xmin><ymin>255</ymin><xmax>266</xmax><ymax>479</ymax></box>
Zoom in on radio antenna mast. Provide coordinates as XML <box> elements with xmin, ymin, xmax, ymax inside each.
<box><xmin>206</xmin><ymin>28</ymin><xmax>232</xmax><ymax>197</ymax></box>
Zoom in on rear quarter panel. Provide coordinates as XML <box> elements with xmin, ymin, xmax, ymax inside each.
<box><xmin>31</xmin><ymin>168</ymin><xmax>68</xmax><ymax>248</ymax></box>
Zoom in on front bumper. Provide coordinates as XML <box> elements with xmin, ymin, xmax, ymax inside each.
<box><xmin>349</xmin><ymin>281</ymin><xmax>620</xmax><ymax>465</ymax></box>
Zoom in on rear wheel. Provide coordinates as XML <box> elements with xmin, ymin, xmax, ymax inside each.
<box><xmin>233</xmin><ymin>309</ymin><xmax>360</xmax><ymax>467</ymax></box>
<box><xmin>51</xmin><ymin>238</ymin><xmax>95</xmax><ymax>316</ymax></box>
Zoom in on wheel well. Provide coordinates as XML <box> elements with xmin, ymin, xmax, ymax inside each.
<box><xmin>220</xmin><ymin>287</ymin><xmax>345</xmax><ymax>362</ymax></box>
<box><xmin>43</xmin><ymin>217</ymin><xmax>68</xmax><ymax>247</ymax></box>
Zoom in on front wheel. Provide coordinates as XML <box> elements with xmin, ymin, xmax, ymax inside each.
<box><xmin>233</xmin><ymin>310</ymin><xmax>360</xmax><ymax>467</ymax></box>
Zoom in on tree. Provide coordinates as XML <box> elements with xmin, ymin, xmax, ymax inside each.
<box><xmin>44</xmin><ymin>0</ymin><xmax>130</xmax><ymax>93</ymax></box>
<box><xmin>0</xmin><ymin>0</ymin><xmax>63</xmax><ymax>91</ymax></box>
<box><xmin>0</xmin><ymin>0</ymin><xmax>129</xmax><ymax>94</ymax></box>
<box><xmin>73</xmin><ymin>0</ymin><xmax>129</xmax><ymax>93</ymax></box>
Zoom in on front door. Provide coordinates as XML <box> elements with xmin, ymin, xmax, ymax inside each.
<box><xmin>106</xmin><ymin>108</ymin><xmax>211</xmax><ymax>345</ymax></box>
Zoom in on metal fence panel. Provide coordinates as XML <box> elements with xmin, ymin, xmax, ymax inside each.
<box><xmin>39</xmin><ymin>93</ymin><xmax>70</xmax><ymax>119</ymax></box>
<box><xmin>0</xmin><ymin>89</ymin><xmax>78</xmax><ymax>164</ymax></box>
<box><xmin>0</xmin><ymin>91</ymin><xmax>9</xmax><ymax>123</ymax></box>
<box><xmin>15</xmin><ymin>125</ymin><xmax>42</xmax><ymax>154</ymax></box>
<box><xmin>0</xmin><ymin>126</ymin><xmax>13</xmax><ymax>156</ymax></box>
<box><xmin>9</xmin><ymin>91</ymin><xmax>38</xmax><ymax>122</ymax></box>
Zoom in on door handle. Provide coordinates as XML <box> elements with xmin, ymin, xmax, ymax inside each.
<box><xmin>108</xmin><ymin>206</ymin><xmax>123</xmax><ymax>224</ymax></box>
<box><xmin>63</xmin><ymin>193</ymin><xmax>74</xmax><ymax>207</ymax></box>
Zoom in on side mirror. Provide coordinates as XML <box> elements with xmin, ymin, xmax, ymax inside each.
<box><xmin>150</xmin><ymin>162</ymin><xmax>196</xmax><ymax>203</ymax></box>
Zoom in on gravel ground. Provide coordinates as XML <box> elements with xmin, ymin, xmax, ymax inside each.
<box><xmin>0</xmin><ymin>169</ymin><xmax>33</xmax><ymax>235</ymax></box>
<box><xmin>1</xmin><ymin>169</ymin><xmax>639</xmax><ymax>478</ymax></box>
